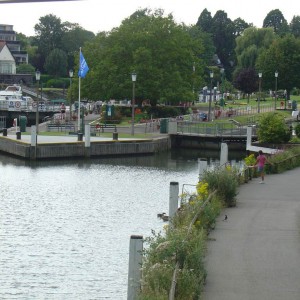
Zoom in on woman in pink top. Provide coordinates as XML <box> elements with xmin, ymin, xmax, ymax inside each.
<box><xmin>255</xmin><ymin>150</ymin><xmax>271</xmax><ymax>184</ymax></box>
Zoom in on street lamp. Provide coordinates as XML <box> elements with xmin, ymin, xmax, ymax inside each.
<box><xmin>208</xmin><ymin>70</ymin><xmax>213</xmax><ymax>121</ymax></box>
<box><xmin>131</xmin><ymin>72</ymin><xmax>137</xmax><ymax>136</ymax></box>
<box><xmin>258</xmin><ymin>72</ymin><xmax>262</xmax><ymax>113</ymax></box>
<box><xmin>35</xmin><ymin>70</ymin><xmax>41</xmax><ymax>133</ymax></box>
<box><xmin>220</xmin><ymin>68</ymin><xmax>225</xmax><ymax>107</ymax></box>
<box><xmin>275</xmin><ymin>71</ymin><xmax>278</xmax><ymax>110</ymax></box>
<box><xmin>192</xmin><ymin>62</ymin><xmax>195</xmax><ymax>103</ymax></box>
<box><xmin>69</xmin><ymin>69</ymin><xmax>74</xmax><ymax>121</ymax></box>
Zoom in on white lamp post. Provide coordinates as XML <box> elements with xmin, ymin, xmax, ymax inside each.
<box><xmin>258</xmin><ymin>72</ymin><xmax>262</xmax><ymax>113</ymax></box>
<box><xmin>35</xmin><ymin>70</ymin><xmax>41</xmax><ymax>133</ymax></box>
<box><xmin>131</xmin><ymin>72</ymin><xmax>137</xmax><ymax>136</ymax></box>
<box><xmin>275</xmin><ymin>71</ymin><xmax>278</xmax><ymax>110</ymax></box>
<box><xmin>69</xmin><ymin>69</ymin><xmax>74</xmax><ymax>121</ymax></box>
<box><xmin>208</xmin><ymin>70</ymin><xmax>213</xmax><ymax>121</ymax></box>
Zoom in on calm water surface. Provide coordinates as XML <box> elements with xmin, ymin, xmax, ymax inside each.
<box><xmin>0</xmin><ymin>150</ymin><xmax>244</xmax><ymax>299</ymax></box>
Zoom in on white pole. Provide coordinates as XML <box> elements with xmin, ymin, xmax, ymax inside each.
<box><xmin>169</xmin><ymin>182</ymin><xmax>179</xmax><ymax>219</ymax></box>
<box><xmin>78</xmin><ymin>48</ymin><xmax>81</xmax><ymax>132</ymax></box>
<box><xmin>127</xmin><ymin>235</ymin><xmax>143</xmax><ymax>300</ymax></box>
<box><xmin>220</xmin><ymin>143</ymin><xmax>228</xmax><ymax>167</ymax></box>
<box><xmin>198</xmin><ymin>158</ymin><xmax>208</xmax><ymax>180</ymax></box>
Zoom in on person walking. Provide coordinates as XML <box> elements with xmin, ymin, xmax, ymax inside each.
<box><xmin>254</xmin><ymin>150</ymin><xmax>272</xmax><ymax>184</ymax></box>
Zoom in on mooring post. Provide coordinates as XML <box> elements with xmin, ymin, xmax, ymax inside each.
<box><xmin>220</xmin><ymin>143</ymin><xmax>228</xmax><ymax>167</ymax></box>
<box><xmin>127</xmin><ymin>235</ymin><xmax>143</xmax><ymax>300</ymax></box>
<box><xmin>30</xmin><ymin>125</ymin><xmax>37</xmax><ymax>160</ymax></box>
<box><xmin>84</xmin><ymin>124</ymin><xmax>91</xmax><ymax>157</ymax></box>
<box><xmin>246</xmin><ymin>126</ymin><xmax>252</xmax><ymax>149</ymax></box>
<box><xmin>198</xmin><ymin>158</ymin><xmax>208</xmax><ymax>180</ymax></box>
<box><xmin>169</xmin><ymin>182</ymin><xmax>179</xmax><ymax>219</ymax></box>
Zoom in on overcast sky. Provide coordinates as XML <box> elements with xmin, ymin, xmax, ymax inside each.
<box><xmin>1</xmin><ymin>0</ymin><xmax>299</xmax><ymax>36</ymax></box>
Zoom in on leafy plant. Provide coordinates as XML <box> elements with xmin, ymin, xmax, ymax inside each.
<box><xmin>257</xmin><ymin>112</ymin><xmax>291</xmax><ymax>143</ymax></box>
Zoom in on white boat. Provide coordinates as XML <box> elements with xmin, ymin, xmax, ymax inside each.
<box><xmin>0</xmin><ymin>85</ymin><xmax>33</xmax><ymax>111</ymax></box>
<box><xmin>0</xmin><ymin>84</ymin><xmax>22</xmax><ymax>100</ymax></box>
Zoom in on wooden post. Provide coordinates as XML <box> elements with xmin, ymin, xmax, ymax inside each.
<box><xmin>169</xmin><ymin>182</ymin><xmax>179</xmax><ymax>219</ymax></box>
<box><xmin>127</xmin><ymin>235</ymin><xmax>143</xmax><ymax>300</ymax></box>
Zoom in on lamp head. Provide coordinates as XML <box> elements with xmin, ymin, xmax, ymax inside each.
<box><xmin>35</xmin><ymin>70</ymin><xmax>41</xmax><ymax>81</ymax></box>
<box><xmin>258</xmin><ymin>72</ymin><xmax>262</xmax><ymax>78</ymax></box>
<box><xmin>69</xmin><ymin>69</ymin><xmax>74</xmax><ymax>78</ymax></box>
<box><xmin>131</xmin><ymin>72</ymin><xmax>137</xmax><ymax>82</ymax></box>
<box><xmin>210</xmin><ymin>70</ymin><xmax>214</xmax><ymax>78</ymax></box>
<box><xmin>275</xmin><ymin>71</ymin><xmax>278</xmax><ymax>78</ymax></box>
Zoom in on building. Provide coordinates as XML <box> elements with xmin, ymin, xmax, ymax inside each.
<box><xmin>0</xmin><ymin>24</ymin><xmax>28</xmax><ymax>67</ymax></box>
<box><xmin>0</xmin><ymin>41</ymin><xmax>16</xmax><ymax>74</ymax></box>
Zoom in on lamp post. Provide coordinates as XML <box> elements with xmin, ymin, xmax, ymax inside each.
<box><xmin>131</xmin><ymin>72</ymin><xmax>137</xmax><ymax>136</ymax></box>
<box><xmin>258</xmin><ymin>72</ymin><xmax>262</xmax><ymax>113</ymax></box>
<box><xmin>220</xmin><ymin>68</ymin><xmax>224</xmax><ymax>107</ymax></box>
<box><xmin>208</xmin><ymin>70</ymin><xmax>213</xmax><ymax>121</ymax></box>
<box><xmin>35</xmin><ymin>70</ymin><xmax>41</xmax><ymax>133</ymax></box>
<box><xmin>69</xmin><ymin>69</ymin><xmax>74</xmax><ymax>121</ymax></box>
<box><xmin>193</xmin><ymin>62</ymin><xmax>195</xmax><ymax>103</ymax></box>
<box><xmin>275</xmin><ymin>71</ymin><xmax>278</xmax><ymax>110</ymax></box>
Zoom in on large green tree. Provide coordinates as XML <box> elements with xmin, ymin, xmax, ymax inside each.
<box><xmin>44</xmin><ymin>48</ymin><xmax>68</xmax><ymax>77</ymax></box>
<box><xmin>234</xmin><ymin>27</ymin><xmax>276</xmax><ymax>76</ymax></box>
<box><xmin>290</xmin><ymin>16</ymin><xmax>300</xmax><ymax>38</ymax></box>
<box><xmin>263</xmin><ymin>9</ymin><xmax>289</xmax><ymax>36</ymax></box>
<box><xmin>256</xmin><ymin>34</ymin><xmax>300</xmax><ymax>99</ymax></box>
<box><xmin>76</xmin><ymin>9</ymin><xmax>207</xmax><ymax>105</ymax></box>
<box><xmin>34</xmin><ymin>14</ymin><xmax>65</xmax><ymax>70</ymax></box>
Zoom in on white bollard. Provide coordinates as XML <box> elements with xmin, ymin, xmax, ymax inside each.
<box><xmin>247</xmin><ymin>126</ymin><xmax>252</xmax><ymax>149</ymax></box>
<box><xmin>127</xmin><ymin>235</ymin><xmax>143</xmax><ymax>300</ymax></box>
<box><xmin>169</xmin><ymin>182</ymin><xmax>179</xmax><ymax>219</ymax></box>
<box><xmin>31</xmin><ymin>125</ymin><xmax>37</xmax><ymax>146</ymax></box>
<box><xmin>198</xmin><ymin>158</ymin><xmax>208</xmax><ymax>180</ymax></box>
<box><xmin>220</xmin><ymin>143</ymin><xmax>228</xmax><ymax>167</ymax></box>
<box><xmin>85</xmin><ymin>124</ymin><xmax>90</xmax><ymax>147</ymax></box>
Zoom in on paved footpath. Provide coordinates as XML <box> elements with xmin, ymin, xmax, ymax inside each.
<box><xmin>203</xmin><ymin>168</ymin><xmax>300</xmax><ymax>300</ymax></box>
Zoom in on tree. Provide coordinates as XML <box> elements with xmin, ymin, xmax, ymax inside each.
<box><xmin>34</xmin><ymin>14</ymin><xmax>65</xmax><ymax>70</ymax></box>
<box><xmin>76</xmin><ymin>9</ymin><xmax>207</xmax><ymax>105</ymax></box>
<box><xmin>16</xmin><ymin>63</ymin><xmax>35</xmax><ymax>74</ymax></box>
<box><xmin>196</xmin><ymin>9</ymin><xmax>213</xmax><ymax>33</ymax></box>
<box><xmin>290</xmin><ymin>16</ymin><xmax>300</xmax><ymax>38</ymax></box>
<box><xmin>44</xmin><ymin>48</ymin><xmax>68</xmax><ymax>77</ymax></box>
<box><xmin>232</xmin><ymin>18</ymin><xmax>251</xmax><ymax>36</ymax></box>
<box><xmin>233</xmin><ymin>68</ymin><xmax>258</xmax><ymax>103</ymax></box>
<box><xmin>234</xmin><ymin>27</ymin><xmax>276</xmax><ymax>75</ymax></box>
<box><xmin>211</xmin><ymin>10</ymin><xmax>236</xmax><ymax>77</ymax></box>
<box><xmin>257</xmin><ymin>112</ymin><xmax>291</xmax><ymax>143</ymax></box>
<box><xmin>256</xmin><ymin>34</ymin><xmax>300</xmax><ymax>98</ymax></box>
<box><xmin>263</xmin><ymin>9</ymin><xmax>289</xmax><ymax>36</ymax></box>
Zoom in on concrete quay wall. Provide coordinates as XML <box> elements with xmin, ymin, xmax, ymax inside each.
<box><xmin>0</xmin><ymin>136</ymin><xmax>170</xmax><ymax>160</ymax></box>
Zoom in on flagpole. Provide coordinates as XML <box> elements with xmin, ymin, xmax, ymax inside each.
<box><xmin>78</xmin><ymin>47</ymin><xmax>81</xmax><ymax>132</ymax></box>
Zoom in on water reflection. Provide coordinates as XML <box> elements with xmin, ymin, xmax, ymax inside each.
<box><xmin>0</xmin><ymin>149</ymin><xmax>245</xmax><ymax>299</ymax></box>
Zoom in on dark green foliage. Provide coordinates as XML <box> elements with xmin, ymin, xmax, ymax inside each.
<box><xmin>257</xmin><ymin>112</ymin><xmax>291</xmax><ymax>143</ymax></box>
<box><xmin>202</xmin><ymin>168</ymin><xmax>238</xmax><ymax>207</ymax></box>
<box><xmin>295</xmin><ymin>123</ymin><xmax>300</xmax><ymax>138</ymax></box>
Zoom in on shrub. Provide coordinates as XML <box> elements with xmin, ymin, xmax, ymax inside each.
<box><xmin>201</xmin><ymin>168</ymin><xmax>239</xmax><ymax>207</ymax></box>
<box><xmin>295</xmin><ymin>123</ymin><xmax>300</xmax><ymax>138</ymax></box>
<box><xmin>257</xmin><ymin>112</ymin><xmax>291</xmax><ymax>143</ymax></box>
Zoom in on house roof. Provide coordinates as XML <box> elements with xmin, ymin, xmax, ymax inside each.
<box><xmin>0</xmin><ymin>41</ymin><xmax>6</xmax><ymax>51</ymax></box>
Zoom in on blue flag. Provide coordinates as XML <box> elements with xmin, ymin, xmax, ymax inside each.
<box><xmin>78</xmin><ymin>52</ymin><xmax>89</xmax><ymax>78</ymax></box>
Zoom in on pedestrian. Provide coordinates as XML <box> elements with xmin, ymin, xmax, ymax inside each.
<box><xmin>254</xmin><ymin>150</ymin><xmax>272</xmax><ymax>184</ymax></box>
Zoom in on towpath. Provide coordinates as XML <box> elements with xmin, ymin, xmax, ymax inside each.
<box><xmin>203</xmin><ymin>168</ymin><xmax>300</xmax><ymax>300</ymax></box>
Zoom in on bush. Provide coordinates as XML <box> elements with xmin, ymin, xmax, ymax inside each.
<box><xmin>295</xmin><ymin>123</ymin><xmax>300</xmax><ymax>138</ymax></box>
<box><xmin>257</xmin><ymin>112</ymin><xmax>291</xmax><ymax>143</ymax></box>
<box><xmin>201</xmin><ymin>168</ymin><xmax>239</xmax><ymax>207</ymax></box>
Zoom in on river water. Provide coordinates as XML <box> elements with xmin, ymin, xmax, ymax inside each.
<box><xmin>0</xmin><ymin>149</ymin><xmax>245</xmax><ymax>299</ymax></box>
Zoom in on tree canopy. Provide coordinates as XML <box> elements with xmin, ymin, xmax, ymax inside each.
<box><xmin>75</xmin><ymin>9</ymin><xmax>208</xmax><ymax>105</ymax></box>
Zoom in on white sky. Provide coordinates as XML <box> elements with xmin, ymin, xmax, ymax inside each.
<box><xmin>1</xmin><ymin>0</ymin><xmax>299</xmax><ymax>36</ymax></box>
